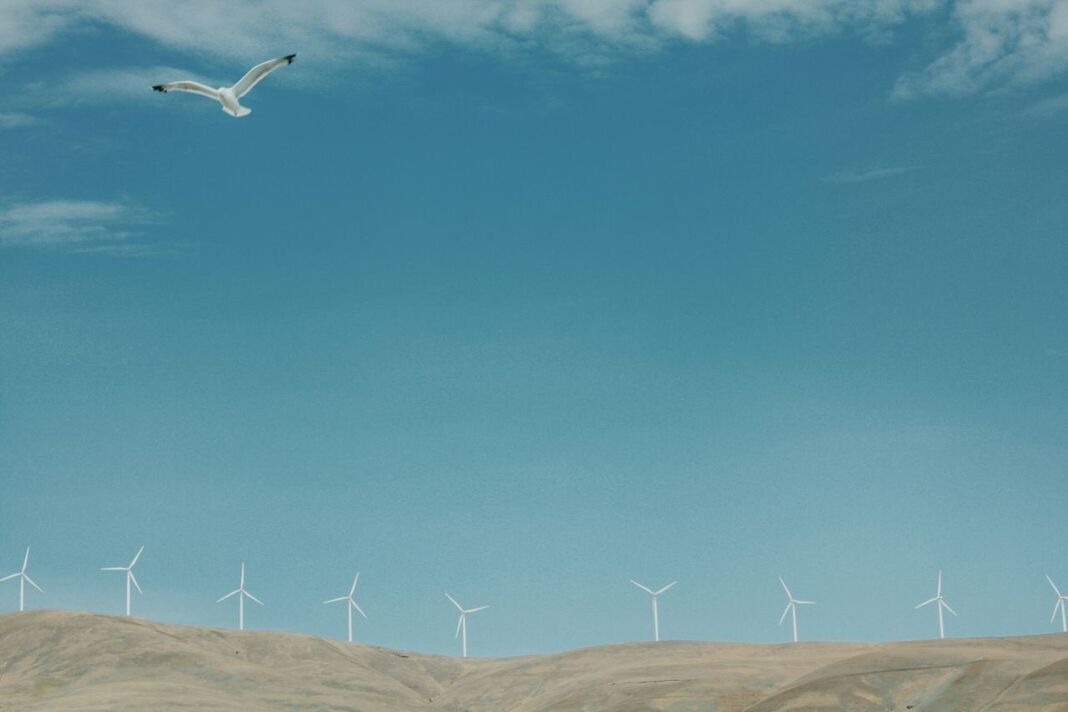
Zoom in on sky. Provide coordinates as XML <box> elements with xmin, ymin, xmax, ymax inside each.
<box><xmin>1</xmin><ymin>0</ymin><xmax>1067</xmax><ymax>657</ymax></box>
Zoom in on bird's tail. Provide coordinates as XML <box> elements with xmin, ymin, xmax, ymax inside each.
<box><xmin>222</xmin><ymin>106</ymin><xmax>252</xmax><ymax>118</ymax></box>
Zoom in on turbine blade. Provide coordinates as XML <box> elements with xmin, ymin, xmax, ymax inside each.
<box><xmin>465</xmin><ymin>605</ymin><xmax>489</xmax><ymax>613</ymax></box>
<box><xmin>353</xmin><ymin>601</ymin><xmax>367</xmax><ymax>619</ymax></box>
<box><xmin>129</xmin><ymin>571</ymin><xmax>143</xmax><ymax>594</ymax></box>
<box><xmin>455</xmin><ymin>614</ymin><xmax>464</xmax><ymax>638</ymax></box>
<box><xmin>323</xmin><ymin>596</ymin><xmax>347</xmax><ymax>604</ymax></box>
<box><xmin>941</xmin><ymin>600</ymin><xmax>957</xmax><ymax>617</ymax></box>
<box><xmin>779</xmin><ymin>602</ymin><xmax>792</xmax><ymax>625</ymax></box>
<box><xmin>101</xmin><ymin>567</ymin><xmax>125</xmax><ymax>571</ymax></box>
<box><xmin>915</xmin><ymin>597</ymin><xmax>937</xmax><ymax>609</ymax></box>
<box><xmin>1047</xmin><ymin>575</ymin><xmax>1062</xmax><ymax>598</ymax></box>
<box><xmin>779</xmin><ymin>576</ymin><xmax>792</xmax><ymax>599</ymax></box>
<box><xmin>129</xmin><ymin>545</ymin><xmax>144</xmax><ymax>569</ymax></box>
<box><xmin>350</xmin><ymin>572</ymin><xmax>360</xmax><ymax>597</ymax></box>
<box><xmin>217</xmin><ymin>589</ymin><xmax>240</xmax><ymax>602</ymax></box>
<box><xmin>0</xmin><ymin>573</ymin><xmax>18</xmax><ymax>582</ymax></box>
<box><xmin>795</xmin><ymin>600</ymin><xmax>815</xmax><ymax>605</ymax></box>
<box><xmin>937</xmin><ymin>570</ymin><xmax>942</xmax><ymax>596</ymax></box>
<box><xmin>22</xmin><ymin>547</ymin><xmax>30</xmax><ymax>572</ymax></box>
<box><xmin>654</xmin><ymin>581</ymin><xmax>678</xmax><ymax>595</ymax></box>
<box><xmin>245</xmin><ymin>591</ymin><xmax>264</xmax><ymax>606</ymax></box>
<box><xmin>444</xmin><ymin>592</ymin><xmax>463</xmax><ymax>611</ymax></box>
<box><xmin>630</xmin><ymin>580</ymin><xmax>655</xmax><ymax>595</ymax></box>
<box><xmin>24</xmin><ymin>574</ymin><xmax>42</xmax><ymax>592</ymax></box>
<box><xmin>1052</xmin><ymin>599</ymin><xmax>1063</xmax><ymax>624</ymax></box>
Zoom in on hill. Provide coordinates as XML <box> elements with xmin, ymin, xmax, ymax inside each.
<box><xmin>1</xmin><ymin>610</ymin><xmax>1067</xmax><ymax>710</ymax></box>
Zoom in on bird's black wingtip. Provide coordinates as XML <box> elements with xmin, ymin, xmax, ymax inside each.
<box><xmin>152</xmin><ymin>84</ymin><xmax>166</xmax><ymax>92</ymax></box>
<box><xmin>284</xmin><ymin>53</ymin><xmax>297</xmax><ymax>63</ymax></box>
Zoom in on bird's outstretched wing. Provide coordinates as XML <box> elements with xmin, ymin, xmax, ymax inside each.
<box><xmin>153</xmin><ymin>81</ymin><xmax>219</xmax><ymax>101</ymax></box>
<box><xmin>231</xmin><ymin>54</ymin><xmax>296</xmax><ymax>98</ymax></box>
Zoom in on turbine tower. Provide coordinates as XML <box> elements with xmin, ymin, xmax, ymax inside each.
<box><xmin>101</xmin><ymin>546</ymin><xmax>143</xmax><ymax>616</ymax></box>
<box><xmin>631</xmin><ymin>580</ymin><xmax>677</xmax><ymax>642</ymax></box>
<box><xmin>1</xmin><ymin>547</ymin><xmax>42</xmax><ymax>611</ymax></box>
<box><xmin>1046</xmin><ymin>575</ymin><xmax>1068</xmax><ymax>633</ymax></box>
<box><xmin>778</xmin><ymin>576</ymin><xmax>815</xmax><ymax>643</ymax></box>
<box><xmin>217</xmin><ymin>562</ymin><xmax>263</xmax><ymax>630</ymax></box>
<box><xmin>324</xmin><ymin>572</ymin><xmax>367</xmax><ymax>642</ymax></box>
<box><xmin>914</xmin><ymin>570</ymin><xmax>957</xmax><ymax>639</ymax></box>
<box><xmin>445</xmin><ymin>592</ymin><xmax>488</xmax><ymax>658</ymax></box>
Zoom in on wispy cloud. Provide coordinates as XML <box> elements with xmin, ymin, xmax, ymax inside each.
<box><xmin>0</xmin><ymin>112</ymin><xmax>39</xmax><ymax>129</ymax></box>
<box><xmin>69</xmin><ymin>242</ymin><xmax>172</xmax><ymax>257</ymax></box>
<box><xmin>646</xmin><ymin>0</ymin><xmax>939</xmax><ymax>44</ymax></box>
<box><xmin>1023</xmin><ymin>93</ymin><xmax>1068</xmax><ymax>117</ymax></box>
<box><xmin>16</xmin><ymin>66</ymin><xmax>210</xmax><ymax>109</ymax></box>
<box><xmin>0</xmin><ymin>2</ymin><xmax>934</xmax><ymax>85</ymax></box>
<box><xmin>0</xmin><ymin>1</ymin><xmax>940</xmax><ymax>61</ymax></box>
<box><xmin>0</xmin><ymin>199</ymin><xmax>163</xmax><ymax>255</ymax></box>
<box><xmin>2</xmin><ymin>2</ymin><xmax>1067</xmax><ymax>101</ymax></box>
<box><xmin>62</xmin><ymin>65</ymin><xmax>213</xmax><ymax>103</ymax></box>
<box><xmin>825</xmin><ymin>165</ymin><xmax>919</xmax><ymax>184</ymax></box>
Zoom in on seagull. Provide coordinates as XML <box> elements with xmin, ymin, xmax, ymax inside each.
<box><xmin>153</xmin><ymin>54</ymin><xmax>296</xmax><ymax>117</ymax></box>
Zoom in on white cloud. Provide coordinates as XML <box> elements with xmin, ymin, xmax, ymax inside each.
<box><xmin>0</xmin><ymin>199</ymin><xmax>159</xmax><ymax>255</ymax></box>
<box><xmin>1</xmin><ymin>1</ymin><xmax>1067</xmax><ymax>99</ymax></box>
<box><xmin>0</xmin><ymin>0</ymin><xmax>76</xmax><ymax>54</ymax></box>
<box><xmin>894</xmin><ymin>0</ymin><xmax>1068</xmax><ymax>98</ymax></box>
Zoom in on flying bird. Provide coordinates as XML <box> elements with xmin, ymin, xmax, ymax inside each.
<box><xmin>153</xmin><ymin>54</ymin><xmax>296</xmax><ymax>117</ymax></box>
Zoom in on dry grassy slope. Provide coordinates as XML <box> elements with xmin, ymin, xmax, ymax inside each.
<box><xmin>1</xmin><ymin>610</ymin><xmax>1067</xmax><ymax>711</ymax></box>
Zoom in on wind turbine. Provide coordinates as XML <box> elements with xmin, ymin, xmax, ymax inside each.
<box><xmin>217</xmin><ymin>562</ymin><xmax>263</xmax><ymax>630</ymax></box>
<box><xmin>630</xmin><ymin>580</ymin><xmax>677</xmax><ymax>642</ymax></box>
<box><xmin>914</xmin><ymin>570</ymin><xmax>956</xmax><ymax>639</ymax></box>
<box><xmin>778</xmin><ymin>576</ymin><xmax>814</xmax><ymax>643</ymax></box>
<box><xmin>1046</xmin><ymin>575</ymin><xmax>1068</xmax><ymax>632</ymax></box>
<box><xmin>101</xmin><ymin>546</ymin><xmax>143</xmax><ymax>616</ymax></box>
<box><xmin>324</xmin><ymin>572</ymin><xmax>367</xmax><ymax>642</ymax></box>
<box><xmin>1</xmin><ymin>547</ymin><xmax>42</xmax><ymax>611</ymax></box>
<box><xmin>444</xmin><ymin>592</ymin><xmax>488</xmax><ymax>658</ymax></box>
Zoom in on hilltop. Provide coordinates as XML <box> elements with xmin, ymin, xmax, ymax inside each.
<box><xmin>1</xmin><ymin>610</ymin><xmax>1067</xmax><ymax>710</ymax></box>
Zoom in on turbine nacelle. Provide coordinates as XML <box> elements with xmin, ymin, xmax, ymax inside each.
<box><xmin>630</xmin><ymin>580</ymin><xmax>677</xmax><ymax>597</ymax></box>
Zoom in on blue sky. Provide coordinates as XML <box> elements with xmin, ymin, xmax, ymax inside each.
<box><xmin>1</xmin><ymin>1</ymin><xmax>1067</xmax><ymax>656</ymax></box>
